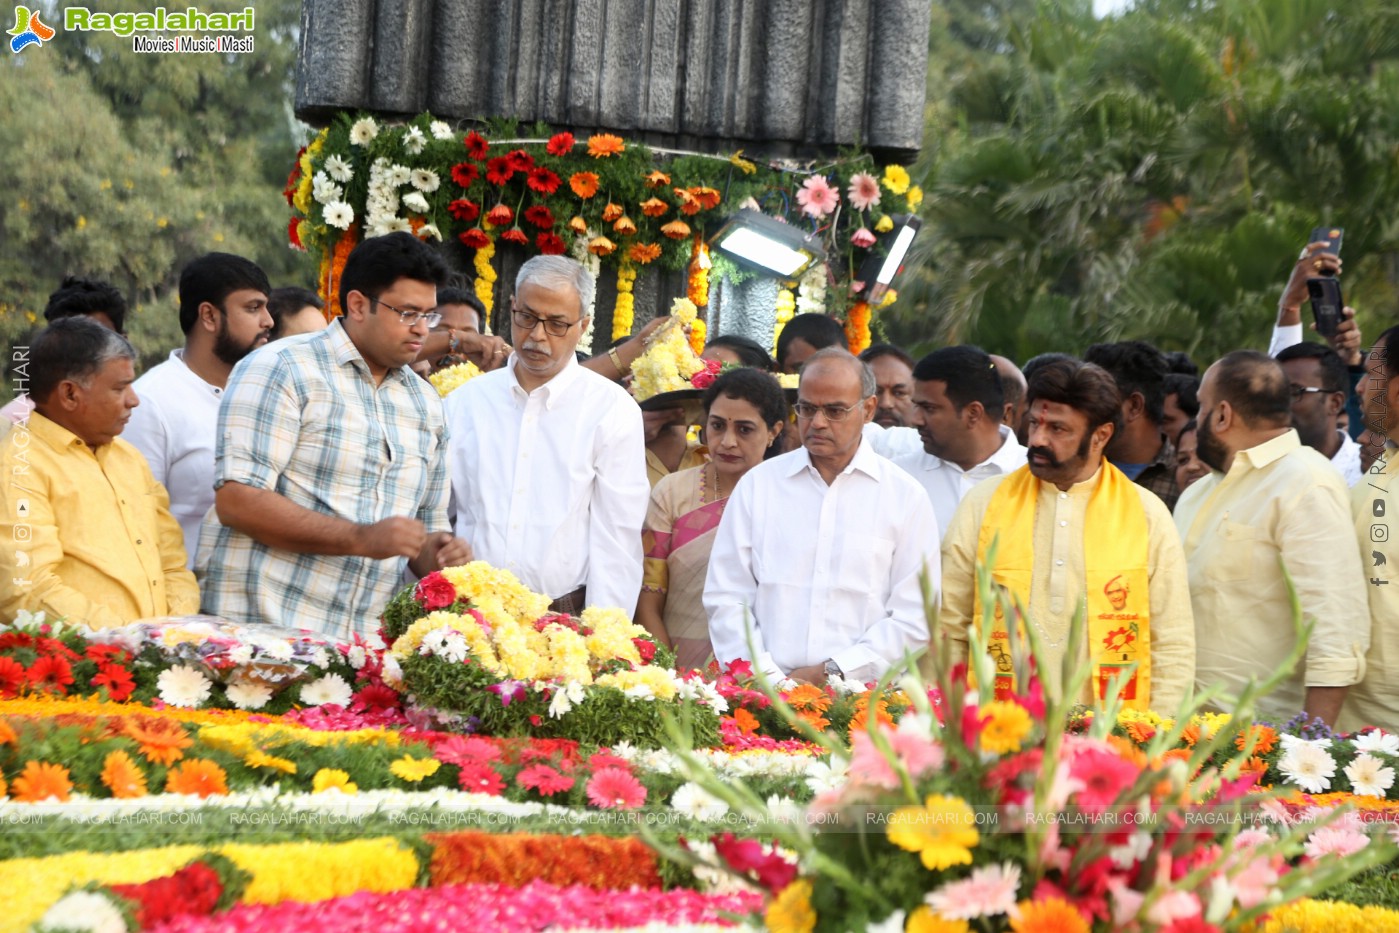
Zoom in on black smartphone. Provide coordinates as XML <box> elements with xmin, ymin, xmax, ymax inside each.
<box><xmin>1307</xmin><ymin>276</ymin><xmax>1344</xmax><ymax>338</ymax></box>
<box><xmin>1310</xmin><ymin>225</ymin><xmax>1344</xmax><ymax>263</ymax></box>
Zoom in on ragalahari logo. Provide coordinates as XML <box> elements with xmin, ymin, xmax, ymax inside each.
<box><xmin>9</xmin><ymin>6</ymin><xmax>54</xmax><ymax>53</ymax></box>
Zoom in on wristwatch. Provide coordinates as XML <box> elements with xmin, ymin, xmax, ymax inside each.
<box><xmin>823</xmin><ymin>659</ymin><xmax>843</xmax><ymax>682</ymax></box>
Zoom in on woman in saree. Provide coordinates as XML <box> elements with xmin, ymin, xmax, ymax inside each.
<box><xmin>635</xmin><ymin>368</ymin><xmax>788</xmax><ymax>670</ymax></box>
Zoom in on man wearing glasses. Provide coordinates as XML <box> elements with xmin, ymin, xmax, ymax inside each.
<box><xmin>1175</xmin><ymin>350</ymin><xmax>1366</xmax><ymax>727</ymax></box>
<box><xmin>1276</xmin><ymin>342</ymin><xmax>1362</xmax><ymax>486</ymax></box>
<box><xmin>444</xmin><ymin>255</ymin><xmax>648</xmax><ymax>616</ymax></box>
<box><xmin>704</xmin><ymin>348</ymin><xmax>939</xmax><ymax>686</ymax></box>
<box><xmin>198</xmin><ymin>232</ymin><xmax>471</xmax><ymax>637</ymax></box>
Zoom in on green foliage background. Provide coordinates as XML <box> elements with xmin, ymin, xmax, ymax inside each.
<box><xmin>3</xmin><ymin>0</ymin><xmax>1397</xmax><ymax>389</ymax></box>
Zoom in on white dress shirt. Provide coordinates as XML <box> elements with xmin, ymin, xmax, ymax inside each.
<box><xmin>445</xmin><ymin>355</ymin><xmax>648</xmax><ymax>614</ymax></box>
<box><xmin>889</xmin><ymin>425</ymin><xmax>1026</xmax><ymax>541</ymax></box>
<box><xmin>704</xmin><ymin>438</ymin><xmax>940</xmax><ymax>683</ymax></box>
<box><xmin>124</xmin><ymin>349</ymin><xmax>221</xmax><ymax>568</ymax></box>
<box><xmin>1333</xmin><ymin>429</ymin><xmax>1362</xmax><ymax>487</ymax></box>
<box><xmin>862</xmin><ymin>422</ymin><xmax>924</xmax><ymax>458</ymax></box>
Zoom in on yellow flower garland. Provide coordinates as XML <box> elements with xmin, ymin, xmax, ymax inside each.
<box><xmin>428</xmin><ymin>361</ymin><xmax>483</xmax><ymax>398</ymax></box>
<box><xmin>773</xmin><ymin>288</ymin><xmax>796</xmax><ymax>356</ymax></box>
<box><xmin>612</xmin><ymin>259</ymin><xmax>636</xmax><ymax>341</ymax></box>
<box><xmin>473</xmin><ymin>231</ymin><xmax>497</xmax><ymax>316</ymax></box>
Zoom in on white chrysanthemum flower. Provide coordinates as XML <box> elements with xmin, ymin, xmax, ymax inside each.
<box><xmin>410</xmin><ymin>168</ymin><xmax>439</xmax><ymax>192</ymax></box>
<box><xmin>323</xmin><ymin>201</ymin><xmax>355</xmax><ymax>230</ymax></box>
<box><xmin>311</xmin><ymin>171</ymin><xmax>342</xmax><ymax>204</ymax></box>
<box><xmin>1278</xmin><ymin>743</ymin><xmax>1337</xmax><ymax>794</ymax></box>
<box><xmin>381</xmin><ymin>653</ymin><xmax>403</xmax><ymax>688</ymax></box>
<box><xmin>1354</xmin><ymin>731</ymin><xmax>1399</xmax><ymax>757</ymax></box>
<box><xmin>157</xmin><ymin>665</ymin><xmax>212</xmax><ymax>708</ymax></box>
<box><xmin>226</xmin><ymin>679</ymin><xmax>272</xmax><ymax>711</ymax></box>
<box><xmin>403</xmin><ymin>125</ymin><xmax>427</xmax><ymax>155</ymax></box>
<box><xmin>417</xmin><ymin>223</ymin><xmax>442</xmax><ymax>241</ymax></box>
<box><xmin>430</xmin><ymin>120</ymin><xmax>453</xmax><ymax>140</ymax></box>
<box><xmin>1344</xmin><ymin>752</ymin><xmax>1396</xmax><ymax>797</ymax></box>
<box><xmin>401</xmin><ymin>191</ymin><xmax>430</xmax><ymax>214</ymax></box>
<box><xmin>301</xmin><ymin>673</ymin><xmax>353</xmax><ymax>707</ymax></box>
<box><xmin>38</xmin><ymin>891</ymin><xmax>128</xmax><ymax>933</ymax></box>
<box><xmin>228</xmin><ymin>644</ymin><xmax>254</xmax><ymax>665</ymax></box>
<box><xmin>671</xmin><ymin>782</ymin><xmax>729</xmax><ymax>821</ymax></box>
<box><xmin>347</xmin><ymin>645</ymin><xmax>368</xmax><ymax>669</ymax></box>
<box><xmin>437</xmin><ymin>632</ymin><xmax>469</xmax><ymax>664</ymax></box>
<box><xmin>350</xmin><ymin>117</ymin><xmax>379</xmax><ymax>146</ymax></box>
<box><xmin>309</xmin><ymin>647</ymin><xmax>331</xmax><ymax>669</ymax></box>
<box><xmin>261</xmin><ymin>638</ymin><xmax>294</xmax><ymax>661</ymax></box>
<box><xmin>324</xmin><ymin>154</ymin><xmax>353</xmax><ymax>183</ymax></box>
<box><xmin>387</xmin><ymin>164</ymin><xmax>412</xmax><ymax>187</ymax></box>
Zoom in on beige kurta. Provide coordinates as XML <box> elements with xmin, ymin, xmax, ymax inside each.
<box><xmin>1340</xmin><ymin>452</ymin><xmax>1399</xmax><ymax>732</ymax></box>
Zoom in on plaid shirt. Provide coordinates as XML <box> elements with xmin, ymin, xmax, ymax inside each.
<box><xmin>197</xmin><ymin>321</ymin><xmax>449</xmax><ymax>638</ymax></box>
<box><xmin>1134</xmin><ymin>434</ymin><xmax>1181</xmax><ymax>512</ymax></box>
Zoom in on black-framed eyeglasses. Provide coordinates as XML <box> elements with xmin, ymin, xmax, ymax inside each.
<box><xmin>512</xmin><ymin>306</ymin><xmax>579</xmax><ymax>338</ymax></box>
<box><xmin>1289</xmin><ymin>384</ymin><xmax>1339</xmax><ymax>401</ymax></box>
<box><xmin>794</xmin><ymin>400</ymin><xmax>862</xmax><ymax>421</ymax></box>
<box><xmin>371</xmin><ymin>297</ymin><xmax>441</xmax><ymax>328</ymax></box>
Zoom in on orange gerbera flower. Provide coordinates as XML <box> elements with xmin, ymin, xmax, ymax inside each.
<box><xmin>661</xmin><ymin>220</ymin><xmax>692</xmax><ymax>240</ymax></box>
<box><xmin>569</xmin><ymin>172</ymin><xmax>600</xmax><ymax>199</ymax></box>
<box><xmin>11</xmin><ymin>760</ymin><xmax>73</xmax><ymax>802</ymax></box>
<box><xmin>612</xmin><ymin>215</ymin><xmax>637</xmax><ymax>236</ymax></box>
<box><xmin>1235</xmin><ymin>724</ymin><xmax>1278</xmax><ymax>756</ymax></box>
<box><xmin>1011</xmin><ymin>897</ymin><xmax>1090</xmax><ymax>933</ymax></box>
<box><xmin>731</xmin><ymin>708</ymin><xmax>760</xmax><ymax>735</ymax></box>
<box><xmin>587</xmin><ymin>236</ymin><xmax>617</xmax><ymax>257</ymax></box>
<box><xmin>124</xmin><ymin>716</ymin><xmax>194</xmax><ymax>766</ymax></box>
<box><xmin>1180</xmin><ymin>723</ymin><xmax>1201</xmax><ymax>748</ymax></box>
<box><xmin>691</xmin><ymin>186</ymin><xmax>722</xmax><ymax>209</ymax></box>
<box><xmin>586</xmin><ymin>133</ymin><xmax>625</xmax><ymax>158</ymax></box>
<box><xmin>1105</xmin><ymin>735</ymin><xmax>1147</xmax><ymax>768</ymax></box>
<box><xmin>568</xmin><ymin>215</ymin><xmax>589</xmax><ymax>235</ymax></box>
<box><xmin>100</xmin><ymin>749</ymin><xmax>149</xmax><ymax>799</ymax></box>
<box><xmin>797</xmin><ymin>709</ymin><xmax>831</xmax><ymax>731</ymax></box>
<box><xmin>639</xmin><ymin>197</ymin><xmax>669</xmax><ymax>218</ymax></box>
<box><xmin>165</xmin><ymin>758</ymin><xmax>229</xmax><ymax>798</ymax></box>
<box><xmin>627</xmin><ymin>242</ymin><xmax>662</xmax><ymax>264</ymax></box>
<box><xmin>1123</xmin><ymin>721</ymin><xmax>1155</xmax><ymax>744</ymax></box>
<box><xmin>602</xmin><ymin>202</ymin><xmax>624</xmax><ymax>223</ymax></box>
<box><xmin>0</xmin><ymin>718</ymin><xmax>17</xmax><ymax>745</ymax></box>
<box><xmin>785</xmin><ymin>684</ymin><xmax>831</xmax><ymax>712</ymax></box>
<box><xmin>673</xmin><ymin>187</ymin><xmax>701</xmax><ymax>215</ymax></box>
<box><xmin>644</xmin><ymin>170</ymin><xmax>671</xmax><ymax>187</ymax></box>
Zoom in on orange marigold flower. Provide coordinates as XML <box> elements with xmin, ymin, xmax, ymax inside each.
<box><xmin>639</xmin><ymin>197</ymin><xmax>669</xmax><ymax>218</ymax></box>
<box><xmin>601</xmin><ymin>202</ymin><xmax>624</xmax><ymax>223</ymax></box>
<box><xmin>570</xmin><ymin>172</ymin><xmax>600</xmax><ymax>199</ymax></box>
<box><xmin>165</xmin><ymin>758</ymin><xmax>229</xmax><ymax>798</ymax></box>
<box><xmin>691</xmin><ymin>186</ymin><xmax>722</xmax><ymax>210</ymax></box>
<box><xmin>11</xmin><ymin>760</ymin><xmax>73</xmax><ymax>802</ymax></box>
<box><xmin>588</xmin><ymin>235</ymin><xmax>617</xmax><ymax>257</ymax></box>
<box><xmin>661</xmin><ymin>220</ymin><xmax>692</xmax><ymax>240</ymax></box>
<box><xmin>0</xmin><ymin>718</ymin><xmax>16</xmax><ymax>745</ymax></box>
<box><xmin>1106</xmin><ymin>735</ymin><xmax>1147</xmax><ymax>767</ymax></box>
<box><xmin>124</xmin><ymin>716</ymin><xmax>193</xmax><ymax>766</ymax></box>
<box><xmin>1010</xmin><ymin>897</ymin><xmax>1089</xmax><ymax>933</ymax></box>
<box><xmin>612</xmin><ymin>215</ymin><xmax>637</xmax><ymax>236</ymax></box>
<box><xmin>628</xmin><ymin>242</ymin><xmax>662</xmax><ymax>264</ymax></box>
<box><xmin>1124</xmin><ymin>721</ymin><xmax>1156</xmax><ymax>744</ymax></box>
<box><xmin>1235</xmin><ymin>724</ymin><xmax>1278</xmax><ymax>755</ymax></box>
<box><xmin>1180</xmin><ymin>723</ymin><xmax>1201</xmax><ymax>747</ymax></box>
<box><xmin>797</xmin><ymin>710</ymin><xmax>831</xmax><ymax>731</ymax></box>
<box><xmin>644</xmin><ymin>170</ymin><xmax>671</xmax><ymax>188</ymax></box>
<box><xmin>586</xmin><ymin>133</ymin><xmax>625</xmax><ymax>158</ymax></box>
<box><xmin>731</xmin><ymin>708</ymin><xmax>760</xmax><ymax>735</ymax></box>
<box><xmin>673</xmin><ymin>188</ymin><xmax>701</xmax><ymax>215</ymax></box>
<box><xmin>568</xmin><ymin>215</ymin><xmax>589</xmax><ymax>235</ymax></box>
<box><xmin>100</xmin><ymin>749</ymin><xmax>148</xmax><ymax>799</ymax></box>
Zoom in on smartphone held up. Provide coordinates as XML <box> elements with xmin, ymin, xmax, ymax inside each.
<box><xmin>1306</xmin><ymin>276</ymin><xmax>1343</xmax><ymax>338</ymax></box>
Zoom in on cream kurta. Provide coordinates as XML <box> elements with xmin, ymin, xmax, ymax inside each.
<box><xmin>940</xmin><ymin>465</ymin><xmax>1194</xmax><ymax>712</ymax></box>
<box><xmin>1339</xmin><ymin>451</ymin><xmax>1399</xmax><ymax>732</ymax></box>
<box><xmin>1175</xmin><ymin>430</ymin><xmax>1368</xmax><ymax>724</ymax></box>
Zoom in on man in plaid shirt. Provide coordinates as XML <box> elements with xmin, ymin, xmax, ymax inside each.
<box><xmin>1084</xmin><ymin>341</ymin><xmax>1182</xmax><ymax>511</ymax></box>
<box><xmin>197</xmin><ymin>233</ymin><xmax>471</xmax><ymax>637</ymax></box>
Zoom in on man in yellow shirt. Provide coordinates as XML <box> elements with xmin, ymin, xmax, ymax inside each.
<box><xmin>1176</xmin><ymin>350</ymin><xmax>1367</xmax><ymax>727</ymax></box>
<box><xmin>1340</xmin><ymin>325</ymin><xmax>1399</xmax><ymax>732</ymax></box>
<box><xmin>0</xmin><ymin>318</ymin><xmax>198</xmax><ymax>627</ymax></box>
<box><xmin>940</xmin><ymin>359</ymin><xmax>1194</xmax><ymax>713</ymax></box>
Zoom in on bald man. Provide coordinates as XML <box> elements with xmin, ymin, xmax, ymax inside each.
<box><xmin>991</xmin><ymin>355</ymin><xmax>1027</xmax><ymax>433</ymax></box>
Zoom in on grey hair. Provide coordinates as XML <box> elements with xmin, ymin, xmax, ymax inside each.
<box><xmin>514</xmin><ymin>255</ymin><xmax>595</xmax><ymax>319</ymax></box>
<box><xmin>30</xmin><ymin>316</ymin><xmax>136</xmax><ymax>402</ymax></box>
<box><xmin>802</xmin><ymin>346</ymin><xmax>876</xmax><ymax>398</ymax></box>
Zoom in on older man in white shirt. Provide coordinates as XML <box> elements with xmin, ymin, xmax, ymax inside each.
<box><xmin>445</xmin><ymin>256</ymin><xmax>648</xmax><ymax>616</ymax></box>
<box><xmin>705</xmin><ymin>348</ymin><xmax>939</xmax><ymax>685</ymax></box>
<box><xmin>889</xmin><ymin>345</ymin><xmax>1026</xmax><ymax>539</ymax></box>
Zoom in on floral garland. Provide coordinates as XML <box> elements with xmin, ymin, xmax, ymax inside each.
<box><xmin>630</xmin><ymin>299</ymin><xmax>706</xmax><ymax>401</ymax></box>
<box><xmin>428</xmin><ymin>361</ymin><xmax>483</xmax><ymax>398</ymax></box>
<box><xmin>317</xmin><ymin>225</ymin><xmax>358</xmax><ymax>319</ymax></box>
<box><xmin>472</xmin><ymin>228</ymin><xmax>496</xmax><ymax>318</ymax></box>
<box><xmin>426</xmin><ymin>831</ymin><xmax>661</xmax><ymax>889</ymax></box>
<box><xmin>843</xmin><ymin>300</ymin><xmax>871</xmax><ymax>354</ymax></box>
<box><xmin>570</xmin><ymin>234</ymin><xmax>601</xmax><ymax>355</ymax></box>
<box><xmin>613</xmin><ymin>258</ymin><xmax>636</xmax><ymax>341</ymax></box>
<box><xmin>772</xmin><ymin>288</ymin><xmax>796</xmax><ymax>356</ymax></box>
<box><xmin>794</xmin><ymin>264</ymin><xmax>827</xmax><ymax>318</ymax></box>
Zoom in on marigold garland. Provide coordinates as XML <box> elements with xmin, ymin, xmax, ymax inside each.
<box><xmin>612</xmin><ymin>259</ymin><xmax>636</xmax><ymax>342</ymax></box>
<box><xmin>318</xmin><ymin>224</ymin><xmax>359</xmax><ymax>319</ymax></box>
<box><xmin>426</xmin><ymin>831</ymin><xmax>661</xmax><ymax>890</ymax></box>
<box><xmin>843</xmin><ymin>301</ymin><xmax>871</xmax><ymax>354</ymax></box>
<box><xmin>773</xmin><ymin>288</ymin><xmax>796</xmax><ymax>356</ymax></box>
<box><xmin>473</xmin><ymin>230</ymin><xmax>497</xmax><ymax>317</ymax></box>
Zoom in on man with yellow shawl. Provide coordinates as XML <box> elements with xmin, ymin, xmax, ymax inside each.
<box><xmin>940</xmin><ymin>359</ymin><xmax>1195</xmax><ymax>712</ymax></box>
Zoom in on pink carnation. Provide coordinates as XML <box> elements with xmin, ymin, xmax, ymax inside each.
<box><xmin>586</xmin><ymin>767</ymin><xmax>646</xmax><ymax>810</ymax></box>
<box><xmin>795</xmin><ymin>174</ymin><xmax>839</xmax><ymax>219</ymax></box>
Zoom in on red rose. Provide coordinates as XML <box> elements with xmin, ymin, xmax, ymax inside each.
<box><xmin>414</xmin><ymin>572</ymin><xmax>457</xmax><ymax>611</ymax></box>
<box><xmin>632</xmin><ymin>637</ymin><xmax>656</xmax><ymax>663</ymax></box>
<box><xmin>691</xmin><ymin>370</ymin><xmax>717</xmax><ymax>389</ymax></box>
<box><xmin>458</xmin><ymin>228</ymin><xmax>491</xmax><ymax>250</ymax></box>
<box><xmin>546</xmin><ymin>132</ymin><xmax>575</xmax><ymax>156</ymax></box>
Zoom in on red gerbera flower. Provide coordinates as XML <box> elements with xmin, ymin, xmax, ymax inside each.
<box><xmin>0</xmin><ymin>656</ymin><xmax>25</xmax><ymax>697</ymax></box>
<box><xmin>26</xmin><ymin>655</ymin><xmax>73</xmax><ymax>694</ymax></box>
<box><xmin>546</xmin><ymin>132</ymin><xmax>575</xmax><ymax>156</ymax></box>
<box><xmin>0</xmin><ymin>632</ymin><xmax>32</xmax><ymax>651</ymax></box>
<box><xmin>485</xmin><ymin>157</ymin><xmax>514</xmax><ymax>185</ymax></box>
<box><xmin>523</xmin><ymin>205</ymin><xmax>555</xmax><ymax>229</ymax></box>
<box><xmin>434</xmin><ymin>735</ymin><xmax>502</xmax><ymax>767</ymax></box>
<box><xmin>536</xmin><ymin>233</ymin><xmax>567</xmax><ymax>255</ymax></box>
<box><xmin>526</xmin><ymin>167</ymin><xmax>561</xmax><ymax>195</ymax></box>
<box><xmin>351</xmin><ymin>683</ymin><xmax>401</xmax><ymax>713</ymax></box>
<box><xmin>463</xmin><ymin>131</ymin><xmax>489</xmax><ymax>160</ymax></box>
<box><xmin>85</xmin><ymin>643</ymin><xmax>130</xmax><ymax>664</ymax></box>
<box><xmin>448</xmin><ymin>199</ymin><xmax>481</xmax><ymax>222</ymax></box>
<box><xmin>459</xmin><ymin>229</ymin><xmax>491</xmax><ymax>250</ymax></box>
<box><xmin>451</xmin><ymin>162</ymin><xmax>480</xmax><ymax>188</ymax></box>
<box><xmin>92</xmin><ymin>663</ymin><xmax>135</xmax><ymax>702</ymax></box>
<box><xmin>500</xmin><ymin>228</ymin><xmax>530</xmax><ymax>245</ymax></box>
<box><xmin>505</xmin><ymin>148</ymin><xmax>534</xmax><ymax>172</ymax></box>
<box><xmin>485</xmin><ymin>203</ymin><xmax>514</xmax><ymax>226</ymax></box>
<box><xmin>457</xmin><ymin>761</ymin><xmax>505</xmax><ymax>796</ymax></box>
<box><xmin>517</xmin><ymin>764</ymin><xmax>574</xmax><ymax>796</ymax></box>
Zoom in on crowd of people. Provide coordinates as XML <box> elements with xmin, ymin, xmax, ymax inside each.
<box><xmin>3</xmin><ymin>231</ymin><xmax>1394</xmax><ymax>732</ymax></box>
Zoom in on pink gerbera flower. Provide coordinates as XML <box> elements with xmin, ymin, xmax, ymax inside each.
<box><xmin>1068</xmin><ymin>741</ymin><xmax>1139</xmax><ymax>813</ymax></box>
<box><xmin>586</xmin><ymin>766</ymin><xmax>647</xmax><ymax>809</ymax></box>
<box><xmin>924</xmin><ymin>862</ymin><xmax>1021</xmax><ymax>919</ymax></box>
<box><xmin>1304</xmin><ymin>825</ymin><xmax>1370</xmax><ymax>860</ymax></box>
<box><xmin>851</xmin><ymin>227</ymin><xmax>876</xmax><ymax>248</ymax></box>
<box><xmin>456</xmin><ymin>761</ymin><xmax>505</xmax><ymax>796</ymax></box>
<box><xmin>795</xmin><ymin>175</ymin><xmax>840</xmax><ymax>218</ymax></box>
<box><xmin>434</xmin><ymin>735</ymin><xmax>502</xmax><ymax>767</ymax></box>
<box><xmin>847</xmin><ymin>172</ymin><xmax>881</xmax><ymax>211</ymax></box>
<box><xmin>517</xmin><ymin>764</ymin><xmax>575</xmax><ymax>796</ymax></box>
